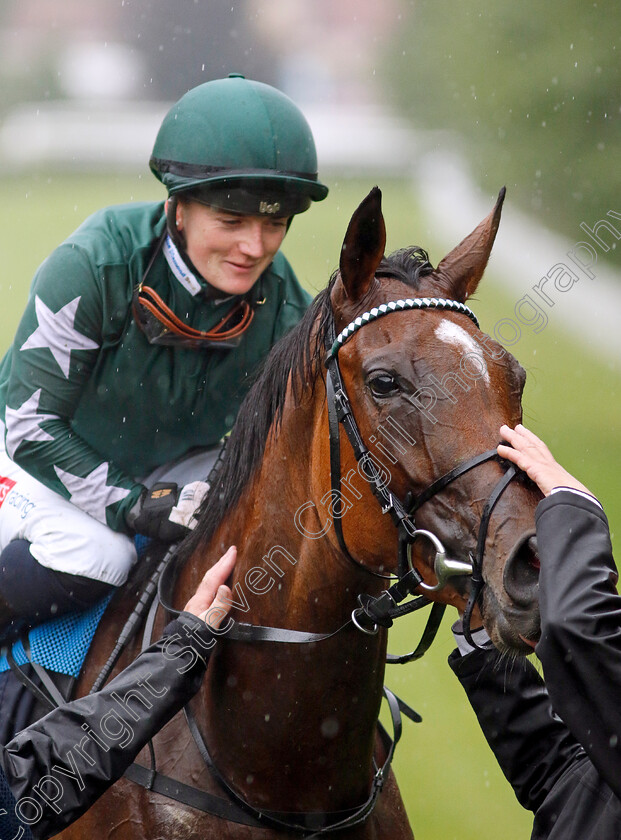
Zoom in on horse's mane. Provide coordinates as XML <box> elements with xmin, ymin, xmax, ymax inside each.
<box><xmin>179</xmin><ymin>246</ymin><xmax>434</xmax><ymax>560</ymax></box>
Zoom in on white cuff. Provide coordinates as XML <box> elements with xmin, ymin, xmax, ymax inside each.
<box><xmin>452</xmin><ymin>619</ymin><xmax>493</xmax><ymax>656</ymax></box>
<box><xmin>550</xmin><ymin>486</ymin><xmax>602</xmax><ymax>510</ymax></box>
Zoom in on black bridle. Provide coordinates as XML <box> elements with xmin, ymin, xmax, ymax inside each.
<box><xmin>323</xmin><ymin>297</ymin><xmax>518</xmax><ymax>650</ymax></box>
<box><xmin>123</xmin><ymin>296</ymin><xmax>519</xmax><ymax>835</ymax></box>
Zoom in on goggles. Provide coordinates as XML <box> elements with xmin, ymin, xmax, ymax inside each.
<box><xmin>132</xmin><ymin>283</ymin><xmax>253</xmax><ymax>349</ymax></box>
<box><xmin>187</xmin><ymin>180</ymin><xmax>309</xmax><ymax>217</ymax></box>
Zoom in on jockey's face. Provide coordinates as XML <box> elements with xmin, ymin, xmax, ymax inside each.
<box><xmin>175</xmin><ymin>200</ymin><xmax>289</xmax><ymax>296</ymax></box>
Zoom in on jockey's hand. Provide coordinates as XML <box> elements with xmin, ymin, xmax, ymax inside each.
<box><xmin>183</xmin><ymin>545</ymin><xmax>236</xmax><ymax>628</ymax></box>
<box><xmin>128</xmin><ymin>480</ymin><xmax>209</xmax><ymax>542</ymax></box>
<box><xmin>498</xmin><ymin>424</ymin><xmax>592</xmax><ymax>498</ymax></box>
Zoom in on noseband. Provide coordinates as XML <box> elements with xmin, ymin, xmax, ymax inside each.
<box><xmin>324</xmin><ymin>297</ymin><xmax>518</xmax><ymax>650</ymax></box>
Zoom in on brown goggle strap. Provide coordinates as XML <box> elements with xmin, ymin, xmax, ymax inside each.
<box><xmin>136</xmin><ymin>284</ymin><xmax>254</xmax><ymax>343</ymax></box>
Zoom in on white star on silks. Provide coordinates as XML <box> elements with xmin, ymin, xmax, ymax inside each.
<box><xmin>4</xmin><ymin>389</ymin><xmax>57</xmax><ymax>459</ymax></box>
<box><xmin>20</xmin><ymin>296</ymin><xmax>99</xmax><ymax>379</ymax></box>
<box><xmin>54</xmin><ymin>462</ymin><xmax>131</xmax><ymax>524</ymax></box>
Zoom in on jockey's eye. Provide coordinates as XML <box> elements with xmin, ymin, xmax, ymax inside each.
<box><xmin>368</xmin><ymin>372</ymin><xmax>399</xmax><ymax>398</ymax></box>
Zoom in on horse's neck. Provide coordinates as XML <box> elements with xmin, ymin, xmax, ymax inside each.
<box><xmin>213</xmin><ymin>390</ymin><xmax>388</xmax><ymax>629</ymax></box>
<box><xmin>200</xmin><ymin>396</ymin><xmax>389</xmax><ymax>811</ymax></box>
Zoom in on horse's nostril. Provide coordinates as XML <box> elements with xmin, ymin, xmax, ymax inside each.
<box><xmin>527</xmin><ymin>535</ymin><xmax>540</xmax><ymax>570</ymax></box>
<box><xmin>503</xmin><ymin>533</ymin><xmax>539</xmax><ymax>608</ymax></box>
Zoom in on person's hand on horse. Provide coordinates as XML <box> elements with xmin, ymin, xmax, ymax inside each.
<box><xmin>183</xmin><ymin>545</ymin><xmax>236</xmax><ymax>628</ymax></box>
<box><xmin>497</xmin><ymin>424</ymin><xmax>592</xmax><ymax>497</ymax></box>
<box><xmin>128</xmin><ymin>480</ymin><xmax>210</xmax><ymax>542</ymax></box>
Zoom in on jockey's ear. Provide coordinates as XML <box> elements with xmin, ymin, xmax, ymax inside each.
<box><xmin>338</xmin><ymin>187</ymin><xmax>386</xmax><ymax>302</ymax></box>
<box><xmin>432</xmin><ymin>187</ymin><xmax>505</xmax><ymax>303</ymax></box>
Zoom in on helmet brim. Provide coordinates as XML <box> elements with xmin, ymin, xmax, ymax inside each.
<box><xmin>151</xmin><ymin>160</ymin><xmax>329</xmax><ymax>215</ymax></box>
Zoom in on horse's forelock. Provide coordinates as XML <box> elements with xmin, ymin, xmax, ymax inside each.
<box><xmin>376</xmin><ymin>247</ymin><xmax>435</xmax><ymax>288</ymax></box>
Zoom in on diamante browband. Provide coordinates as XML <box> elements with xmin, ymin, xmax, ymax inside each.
<box><xmin>329</xmin><ymin>297</ymin><xmax>479</xmax><ymax>358</ymax></box>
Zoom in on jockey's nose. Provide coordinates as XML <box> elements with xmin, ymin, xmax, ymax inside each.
<box><xmin>238</xmin><ymin>222</ymin><xmax>266</xmax><ymax>259</ymax></box>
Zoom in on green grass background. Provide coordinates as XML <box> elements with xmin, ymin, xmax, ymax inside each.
<box><xmin>1</xmin><ymin>172</ymin><xmax>620</xmax><ymax>839</ymax></box>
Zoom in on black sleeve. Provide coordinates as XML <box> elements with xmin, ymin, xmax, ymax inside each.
<box><xmin>0</xmin><ymin>612</ymin><xmax>216</xmax><ymax>839</ymax></box>
<box><xmin>535</xmin><ymin>491</ymin><xmax>621</xmax><ymax>800</ymax></box>
<box><xmin>449</xmin><ymin>646</ymin><xmax>584</xmax><ymax>813</ymax></box>
<box><xmin>450</xmin><ymin>644</ymin><xmax>621</xmax><ymax>840</ymax></box>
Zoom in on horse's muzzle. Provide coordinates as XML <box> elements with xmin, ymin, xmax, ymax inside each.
<box><xmin>500</xmin><ymin>530</ymin><xmax>541</xmax><ymax>644</ymax></box>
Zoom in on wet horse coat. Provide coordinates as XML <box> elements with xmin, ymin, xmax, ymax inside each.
<box><xmin>59</xmin><ymin>188</ymin><xmax>541</xmax><ymax>839</ymax></box>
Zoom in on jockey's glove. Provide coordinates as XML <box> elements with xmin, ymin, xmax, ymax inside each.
<box><xmin>127</xmin><ymin>480</ymin><xmax>210</xmax><ymax>543</ymax></box>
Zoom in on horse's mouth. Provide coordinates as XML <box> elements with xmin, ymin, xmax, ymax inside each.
<box><xmin>486</xmin><ymin>599</ymin><xmax>541</xmax><ymax>653</ymax></box>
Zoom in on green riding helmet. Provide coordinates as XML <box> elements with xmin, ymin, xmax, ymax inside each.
<box><xmin>150</xmin><ymin>74</ymin><xmax>329</xmax><ymax>217</ymax></box>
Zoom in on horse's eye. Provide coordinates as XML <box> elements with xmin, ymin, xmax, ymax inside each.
<box><xmin>369</xmin><ymin>373</ymin><xmax>399</xmax><ymax>397</ymax></box>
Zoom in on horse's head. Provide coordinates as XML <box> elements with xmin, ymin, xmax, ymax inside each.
<box><xmin>328</xmin><ymin>187</ymin><xmax>541</xmax><ymax>652</ymax></box>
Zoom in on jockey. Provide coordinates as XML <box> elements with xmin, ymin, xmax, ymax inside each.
<box><xmin>0</xmin><ymin>74</ymin><xmax>328</xmax><ymax>636</ymax></box>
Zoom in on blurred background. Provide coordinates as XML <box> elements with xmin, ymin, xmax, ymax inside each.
<box><xmin>0</xmin><ymin>1</ymin><xmax>620</xmax><ymax>837</ymax></box>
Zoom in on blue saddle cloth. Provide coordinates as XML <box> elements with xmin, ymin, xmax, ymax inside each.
<box><xmin>0</xmin><ymin>535</ymin><xmax>151</xmax><ymax>680</ymax></box>
<box><xmin>0</xmin><ymin>594</ymin><xmax>113</xmax><ymax>679</ymax></box>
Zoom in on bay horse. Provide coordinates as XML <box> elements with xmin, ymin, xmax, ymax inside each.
<box><xmin>61</xmin><ymin>187</ymin><xmax>541</xmax><ymax>839</ymax></box>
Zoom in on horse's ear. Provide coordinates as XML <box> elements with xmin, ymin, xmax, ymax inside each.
<box><xmin>339</xmin><ymin>187</ymin><xmax>386</xmax><ymax>301</ymax></box>
<box><xmin>432</xmin><ymin>187</ymin><xmax>506</xmax><ymax>302</ymax></box>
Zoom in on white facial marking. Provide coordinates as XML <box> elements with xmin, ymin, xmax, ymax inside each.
<box><xmin>434</xmin><ymin>320</ymin><xmax>490</xmax><ymax>385</ymax></box>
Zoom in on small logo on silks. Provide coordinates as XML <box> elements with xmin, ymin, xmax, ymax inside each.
<box><xmin>259</xmin><ymin>201</ymin><xmax>281</xmax><ymax>215</ymax></box>
<box><xmin>151</xmin><ymin>487</ymin><xmax>173</xmax><ymax>499</ymax></box>
<box><xmin>0</xmin><ymin>476</ymin><xmax>16</xmax><ymax>507</ymax></box>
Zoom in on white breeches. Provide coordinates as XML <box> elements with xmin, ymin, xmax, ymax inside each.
<box><xmin>0</xmin><ymin>447</ymin><xmax>220</xmax><ymax>587</ymax></box>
